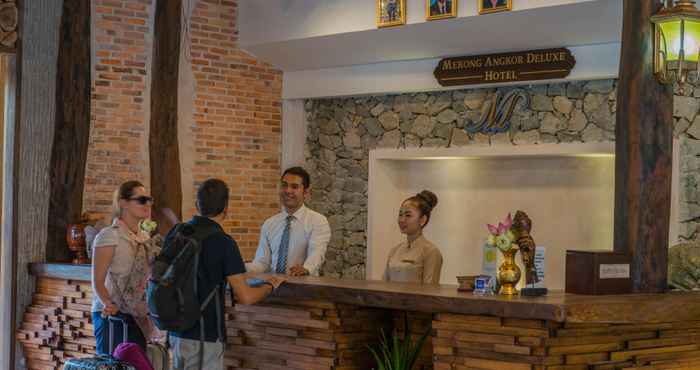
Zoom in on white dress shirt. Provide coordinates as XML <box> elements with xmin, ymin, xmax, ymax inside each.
<box><xmin>246</xmin><ymin>205</ymin><xmax>331</xmax><ymax>276</ymax></box>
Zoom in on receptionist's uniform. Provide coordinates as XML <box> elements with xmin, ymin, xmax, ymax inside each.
<box><xmin>383</xmin><ymin>235</ymin><xmax>443</xmax><ymax>284</ymax></box>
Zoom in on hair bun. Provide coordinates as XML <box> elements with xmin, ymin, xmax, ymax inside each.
<box><xmin>418</xmin><ymin>190</ymin><xmax>438</xmax><ymax>210</ymax></box>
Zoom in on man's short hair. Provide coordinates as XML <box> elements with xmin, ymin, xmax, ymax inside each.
<box><xmin>281</xmin><ymin>166</ymin><xmax>310</xmax><ymax>189</ymax></box>
<box><xmin>196</xmin><ymin>178</ymin><xmax>229</xmax><ymax>217</ymax></box>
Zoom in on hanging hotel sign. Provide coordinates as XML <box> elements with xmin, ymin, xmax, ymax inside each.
<box><xmin>434</xmin><ymin>48</ymin><xmax>576</xmax><ymax>86</ymax></box>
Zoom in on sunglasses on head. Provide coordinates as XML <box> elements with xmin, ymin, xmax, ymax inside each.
<box><xmin>128</xmin><ymin>196</ymin><xmax>154</xmax><ymax>205</ymax></box>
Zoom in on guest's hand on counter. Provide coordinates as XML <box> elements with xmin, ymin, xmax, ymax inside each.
<box><xmin>267</xmin><ymin>276</ymin><xmax>286</xmax><ymax>290</ymax></box>
<box><xmin>289</xmin><ymin>265</ymin><xmax>309</xmax><ymax>276</ymax></box>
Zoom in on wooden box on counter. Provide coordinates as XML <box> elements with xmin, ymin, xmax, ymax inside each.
<box><xmin>565</xmin><ymin>250</ymin><xmax>632</xmax><ymax>295</ymax></box>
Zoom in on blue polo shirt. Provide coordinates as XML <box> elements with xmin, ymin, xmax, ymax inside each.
<box><xmin>168</xmin><ymin>216</ymin><xmax>246</xmax><ymax>342</ymax></box>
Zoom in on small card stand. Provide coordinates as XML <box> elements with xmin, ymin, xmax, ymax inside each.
<box><xmin>473</xmin><ymin>275</ymin><xmax>493</xmax><ymax>295</ymax></box>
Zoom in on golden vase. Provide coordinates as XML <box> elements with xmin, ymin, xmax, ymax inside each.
<box><xmin>498</xmin><ymin>248</ymin><xmax>521</xmax><ymax>295</ymax></box>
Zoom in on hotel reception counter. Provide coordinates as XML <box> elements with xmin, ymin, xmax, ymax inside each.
<box><xmin>20</xmin><ymin>263</ymin><xmax>700</xmax><ymax>370</ymax></box>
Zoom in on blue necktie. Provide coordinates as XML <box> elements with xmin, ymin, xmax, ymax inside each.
<box><xmin>275</xmin><ymin>216</ymin><xmax>293</xmax><ymax>273</ymax></box>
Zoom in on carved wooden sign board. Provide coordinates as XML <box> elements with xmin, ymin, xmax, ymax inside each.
<box><xmin>434</xmin><ymin>48</ymin><xmax>576</xmax><ymax>86</ymax></box>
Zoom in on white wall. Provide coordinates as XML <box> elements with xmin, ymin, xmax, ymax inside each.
<box><xmin>282</xmin><ymin>43</ymin><xmax>620</xmax><ymax>99</ymax></box>
<box><xmin>239</xmin><ymin>0</ymin><xmax>600</xmax><ymax>46</ymax></box>
<box><xmin>368</xmin><ymin>144</ymin><xmax>619</xmax><ymax>290</ymax></box>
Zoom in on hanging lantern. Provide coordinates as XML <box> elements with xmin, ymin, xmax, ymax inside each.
<box><xmin>651</xmin><ymin>0</ymin><xmax>700</xmax><ymax>84</ymax></box>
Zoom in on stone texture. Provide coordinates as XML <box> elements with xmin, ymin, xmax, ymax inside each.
<box><xmin>363</xmin><ymin>117</ymin><xmax>384</xmax><ymax>137</ymax></box>
<box><xmin>584</xmin><ymin>80</ymin><xmax>615</xmax><ymax>94</ymax></box>
<box><xmin>450</xmin><ymin>129</ymin><xmax>470</xmax><ymax>147</ymax></box>
<box><xmin>378</xmin><ymin>111</ymin><xmax>400</xmax><ymax>130</ymax></box>
<box><xmin>675</xmin><ymin>118</ymin><xmax>692</xmax><ymax>138</ymax></box>
<box><xmin>422</xmin><ymin>137</ymin><xmax>448</xmax><ymax>147</ymax></box>
<box><xmin>370</xmin><ymin>103</ymin><xmax>385</xmax><ymax>117</ymax></box>
<box><xmin>567</xmin><ymin>109</ymin><xmax>588</xmax><ymax>132</ymax></box>
<box><xmin>302</xmin><ymin>77</ymin><xmax>697</xmax><ymax>278</ymax></box>
<box><xmin>532</xmin><ymin>94</ymin><xmax>554</xmax><ymax>111</ymax></box>
<box><xmin>540</xmin><ymin>112</ymin><xmax>566</xmax><ymax>134</ymax></box>
<box><xmin>553</xmin><ymin>96</ymin><xmax>573</xmax><ymax>115</ymax></box>
<box><xmin>463</xmin><ymin>91</ymin><xmax>486</xmax><ymax>110</ymax></box>
<box><xmin>436</xmin><ymin>109</ymin><xmax>458</xmax><ymax>124</ymax></box>
<box><xmin>472</xmin><ymin>133</ymin><xmax>490</xmax><ymax>145</ymax></box>
<box><xmin>688</xmin><ymin>116</ymin><xmax>700</xmax><ymax>139</ymax></box>
<box><xmin>429</xmin><ymin>93</ymin><xmax>452</xmax><ymax>115</ymax></box>
<box><xmin>513</xmin><ymin>130</ymin><xmax>540</xmax><ymax>145</ymax></box>
<box><xmin>378</xmin><ymin>129</ymin><xmax>401</xmax><ymax>148</ymax></box>
<box><xmin>675</xmin><ymin>96</ymin><xmax>700</xmax><ymax>122</ymax></box>
<box><xmin>581</xmin><ymin>124</ymin><xmax>608</xmax><ymax>142</ymax></box>
<box><xmin>491</xmin><ymin>132</ymin><xmax>511</xmax><ymax>145</ymax></box>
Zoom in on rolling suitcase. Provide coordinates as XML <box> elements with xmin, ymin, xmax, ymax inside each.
<box><xmin>63</xmin><ymin>316</ymin><xmax>136</xmax><ymax>370</ymax></box>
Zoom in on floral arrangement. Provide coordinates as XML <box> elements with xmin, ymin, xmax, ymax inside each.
<box><xmin>139</xmin><ymin>219</ymin><xmax>158</xmax><ymax>235</ymax></box>
<box><xmin>486</xmin><ymin>213</ymin><xmax>517</xmax><ymax>253</ymax></box>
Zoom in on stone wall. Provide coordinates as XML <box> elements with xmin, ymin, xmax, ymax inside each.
<box><xmin>305</xmin><ymin>78</ymin><xmax>700</xmax><ymax>279</ymax></box>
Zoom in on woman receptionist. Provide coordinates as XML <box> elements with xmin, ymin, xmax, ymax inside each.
<box><xmin>383</xmin><ymin>190</ymin><xmax>443</xmax><ymax>284</ymax></box>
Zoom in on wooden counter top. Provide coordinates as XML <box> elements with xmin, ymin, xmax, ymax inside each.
<box><xmin>30</xmin><ymin>262</ymin><xmax>700</xmax><ymax>324</ymax></box>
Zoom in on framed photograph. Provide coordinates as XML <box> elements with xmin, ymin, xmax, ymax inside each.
<box><xmin>478</xmin><ymin>0</ymin><xmax>512</xmax><ymax>15</ymax></box>
<box><xmin>426</xmin><ymin>0</ymin><xmax>457</xmax><ymax>21</ymax></box>
<box><xmin>377</xmin><ymin>0</ymin><xmax>406</xmax><ymax>28</ymax></box>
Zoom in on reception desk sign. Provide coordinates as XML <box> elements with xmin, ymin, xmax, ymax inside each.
<box><xmin>434</xmin><ymin>48</ymin><xmax>576</xmax><ymax>86</ymax></box>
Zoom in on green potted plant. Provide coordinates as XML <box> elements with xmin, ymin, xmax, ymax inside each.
<box><xmin>367</xmin><ymin>313</ymin><xmax>431</xmax><ymax>370</ymax></box>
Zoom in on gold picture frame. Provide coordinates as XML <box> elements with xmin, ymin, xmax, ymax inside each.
<box><xmin>426</xmin><ymin>0</ymin><xmax>457</xmax><ymax>21</ymax></box>
<box><xmin>478</xmin><ymin>0</ymin><xmax>512</xmax><ymax>15</ymax></box>
<box><xmin>377</xmin><ymin>0</ymin><xmax>406</xmax><ymax>28</ymax></box>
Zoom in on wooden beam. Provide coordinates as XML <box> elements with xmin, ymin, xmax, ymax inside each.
<box><xmin>149</xmin><ymin>0</ymin><xmax>183</xmax><ymax>226</ymax></box>
<box><xmin>614</xmin><ymin>0</ymin><xmax>673</xmax><ymax>293</ymax></box>
<box><xmin>46</xmin><ymin>0</ymin><xmax>91</xmax><ymax>262</ymax></box>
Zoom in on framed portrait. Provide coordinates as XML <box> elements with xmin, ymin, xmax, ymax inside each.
<box><xmin>478</xmin><ymin>0</ymin><xmax>512</xmax><ymax>15</ymax></box>
<box><xmin>426</xmin><ymin>0</ymin><xmax>457</xmax><ymax>21</ymax></box>
<box><xmin>377</xmin><ymin>0</ymin><xmax>406</xmax><ymax>28</ymax></box>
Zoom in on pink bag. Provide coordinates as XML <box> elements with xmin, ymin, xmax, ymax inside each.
<box><xmin>113</xmin><ymin>342</ymin><xmax>154</xmax><ymax>370</ymax></box>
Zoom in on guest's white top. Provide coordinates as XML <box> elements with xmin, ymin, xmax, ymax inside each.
<box><xmin>246</xmin><ymin>205</ymin><xmax>331</xmax><ymax>276</ymax></box>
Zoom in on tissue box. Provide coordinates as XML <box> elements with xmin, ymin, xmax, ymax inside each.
<box><xmin>565</xmin><ymin>250</ymin><xmax>632</xmax><ymax>295</ymax></box>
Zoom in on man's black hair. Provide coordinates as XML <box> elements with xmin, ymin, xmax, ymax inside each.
<box><xmin>196</xmin><ymin>178</ymin><xmax>229</xmax><ymax>217</ymax></box>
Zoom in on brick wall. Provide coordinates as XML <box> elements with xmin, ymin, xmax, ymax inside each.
<box><xmin>187</xmin><ymin>0</ymin><xmax>282</xmax><ymax>258</ymax></box>
<box><xmin>84</xmin><ymin>0</ymin><xmax>153</xmax><ymax>218</ymax></box>
<box><xmin>83</xmin><ymin>0</ymin><xmax>282</xmax><ymax>259</ymax></box>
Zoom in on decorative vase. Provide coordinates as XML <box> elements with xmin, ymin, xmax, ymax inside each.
<box><xmin>66</xmin><ymin>223</ymin><xmax>89</xmax><ymax>264</ymax></box>
<box><xmin>498</xmin><ymin>248</ymin><xmax>521</xmax><ymax>295</ymax></box>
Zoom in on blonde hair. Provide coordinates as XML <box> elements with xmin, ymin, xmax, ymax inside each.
<box><xmin>111</xmin><ymin>180</ymin><xmax>144</xmax><ymax>221</ymax></box>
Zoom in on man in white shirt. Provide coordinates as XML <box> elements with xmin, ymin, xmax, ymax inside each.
<box><xmin>246</xmin><ymin>167</ymin><xmax>331</xmax><ymax>276</ymax></box>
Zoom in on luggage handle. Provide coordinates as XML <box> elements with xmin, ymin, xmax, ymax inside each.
<box><xmin>107</xmin><ymin>315</ymin><xmax>128</xmax><ymax>354</ymax></box>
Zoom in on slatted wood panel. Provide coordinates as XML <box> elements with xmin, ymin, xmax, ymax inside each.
<box><xmin>433</xmin><ymin>314</ymin><xmax>700</xmax><ymax>370</ymax></box>
<box><xmin>18</xmin><ymin>277</ymin><xmax>95</xmax><ymax>370</ymax></box>
<box><xmin>226</xmin><ymin>298</ymin><xmax>390</xmax><ymax>370</ymax></box>
<box><xmin>21</xmin><ymin>275</ymin><xmax>700</xmax><ymax>370</ymax></box>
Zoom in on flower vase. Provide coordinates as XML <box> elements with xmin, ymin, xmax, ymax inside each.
<box><xmin>498</xmin><ymin>248</ymin><xmax>521</xmax><ymax>295</ymax></box>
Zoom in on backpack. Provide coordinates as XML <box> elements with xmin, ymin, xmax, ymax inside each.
<box><xmin>146</xmin><ymin>223</ymin><xmax>222</xmax><ymax>333</ymax></box>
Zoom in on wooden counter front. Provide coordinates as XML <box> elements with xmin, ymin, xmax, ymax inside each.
<box><xmin>22</xmin><ymin>263</ymin><xmax>700</xmax><ymax>369</ymax></box>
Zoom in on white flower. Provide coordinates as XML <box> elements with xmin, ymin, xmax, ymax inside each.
<box><xmin>139</xmin><ymin>219</ymin><xmax>158</xmax><ymax>234</ymax></box>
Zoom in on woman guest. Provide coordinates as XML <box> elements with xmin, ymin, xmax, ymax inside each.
<box><xmin>91</xmin><ymin>180</ymin><xmax>159</xmax><ymax>354</ymax></box>
<box><xmin>384</xmin><ymin>190</ymin><xmax>443</xmax><ymax>284</ymax></box>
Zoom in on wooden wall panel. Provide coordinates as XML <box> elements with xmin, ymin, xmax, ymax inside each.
<box><xmin>8</xmin><ymin>0</ymin><xmax>63</xmax><ymax>368</ymax></box>
<box><xmin>46</xmin><ymin>0</ymin><xmax>90</xmax><ymax>263</ymax></box>
<box><xmin>149</xmin><ymin>0</ymin><xmax>182</xmax><ymax>223</ymax></box>
<box><xmin>613</xmin><ymin>0</ymin><xmax>673</xmax><ymax>292</ymax></box>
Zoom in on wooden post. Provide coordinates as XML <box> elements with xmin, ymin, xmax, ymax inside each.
<box><xmin>149</xmin><ymin>0</ymin><xmax>183</xmax><ymax>225</ymax></box>
<box><xmin>46</xmin><ymin>0</ymin><xmax>91</xmax><ymax>262</ymax></box>
<box><xmin>614</xmin><ymin>0</ymin><xmax>673</xmax><ymax>293</ymax></box>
